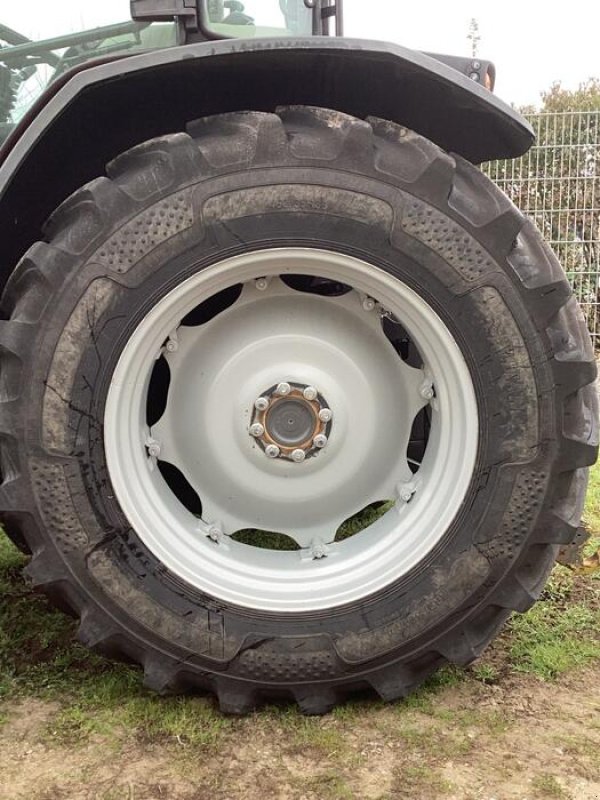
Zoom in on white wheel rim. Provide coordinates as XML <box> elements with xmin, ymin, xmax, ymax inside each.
<box><xmin>104</xmin><ymin>248</ymin><xmax>478</xmax><ymax>611</ymax></box>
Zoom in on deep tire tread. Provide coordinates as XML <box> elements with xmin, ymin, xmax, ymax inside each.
<box><xmin>1</xmin><ymin>107</ymin><xmax>596</xmax><ymax>714</ymax></box>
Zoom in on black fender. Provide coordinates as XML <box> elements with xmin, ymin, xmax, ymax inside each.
<box><xmin>0</xmin><ymin>37</ymin><xmax>534</xmax><ymax>293</ymax></box>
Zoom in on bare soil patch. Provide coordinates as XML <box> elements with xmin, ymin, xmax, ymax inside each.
<box><xmin>2</xmin><ymin>663</ymin><xmax>599</xmax><ymax>800</ymax></box>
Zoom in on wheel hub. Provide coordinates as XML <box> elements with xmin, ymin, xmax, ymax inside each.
<box><xmin>250</xmin><ymin>382</ymin><xmax>332</xmax><ymax>460</ymax></box>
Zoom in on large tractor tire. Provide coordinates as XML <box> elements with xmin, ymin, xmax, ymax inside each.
<box><xmin>0</xmin><ymin>108</ymin><xmax>597</xmax><ymax>714</ymax></box>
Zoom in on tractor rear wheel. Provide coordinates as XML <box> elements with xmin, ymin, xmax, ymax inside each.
<box><xmin>0</xmin><ymin>107</ymin><xmax>596</xmax><ymax>713</ymax></box>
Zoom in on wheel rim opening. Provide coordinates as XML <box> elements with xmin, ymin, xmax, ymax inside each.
<box><xmin>407</xmin><ymin>407</ymin><xmax>431</xmax><ymax>474</ymax></box>
<box><xmin>146</xmin><ymin>354</ymin><xmax>170</xmax><ymax>427</ymax></box>
<box><xmin>181</xmin><ymin>283</ymin><xmax>242</xmax><ymax>326</ymax></box>
<box><xmin>231</xmin><ymin>529</ymin><xmax>300</xmax><ymax>551</ymax></box>
<box><xmin>382</xmin><ymin>316</ymin><xmax>424</xmax><ymax>368</ymax></box>
<box><xmin>156</xmin><ymin>460</ymin><xmax>203</xmax><ymax>517</ymax></box>
<box><xmin>281</xmin><ymin>274</ymin><xmax>352</xmax><ymax>297</ymax></box>
<box><xmin>335</xmin><ymin>501</ymin><xmax>395</xmax><ymax>542</ymax></box>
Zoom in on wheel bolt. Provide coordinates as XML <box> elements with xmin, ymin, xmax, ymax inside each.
<box><xmin>255</xmin><ymin>277</ymin><xmax>269</xmax><ymax>291</ymax></box>
<box><xmin>275</xmin><ymin>382</ymin><xmax>291</xmax><ymax>396</ymax></box>
<box><xmin>398</xmin><ymin>481</ymin><xmax>416</xmax><ymax>503</ymax></box>
<box><xmin>420</xmin><ymin>382</ymin><xmax>434</xmax><ymax>400</ymax></box>
<box><xmin>254</xmin><ymin>397</ymin><xmax>269</xmax><ymax>411</ymax></box>
<box><xmin>165</xmin><ymin>339</ymin><xmax>178</xmax><ymax>353</ymax></box>
<box><xmin>313</xmin><ymin>434</ymin><xmax>328</xmax><ymax>449</ymax></box>
<box><xmin>147</xmin><ymin>442</ymin><xmax>161</xmax><ymax>458</ymax></box>
<box><xmin>208</xmin><ymin>525</ymin><xmax>222</xmax><ymax>542</ymax></box>
<box><xmin>318</xmin><ymin>408</ymin><xmax>332</xmax><ymax>423</ymax></box>
<box><xmin>265</xmin><ymin>444</ymin><xmax>280</xmax><ymax>458</ymax></box>
<box><xmin>310</xmin><ymin>538</ymin><xmax>329</xmax><ymax>559</ymax></box>
<box><xmin>362</xmin><ymin>296</ymin><xmax>376</xmax><ymax>311</ymax></box>
<box><xmin>303</xmin><ymin>386</ymin><xmax>317</xmax><ymax>401</ymax></box>
<box><xmin>249</xmin><ymin>423</ymin><xmax>264</xmax><ymax>437</ymax></box>
<box><xmin>291</xmin><ymin>449</ymin><xmax>306</xmax><ymax>463</ymax></box>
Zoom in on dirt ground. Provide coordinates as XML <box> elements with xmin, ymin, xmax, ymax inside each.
<box><xmin>2</xmin><ymin>662</ymin><xmax>599</xmax><ymax>800</ymax></box>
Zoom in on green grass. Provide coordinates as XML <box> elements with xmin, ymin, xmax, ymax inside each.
<box><xmin>507</xmin><ymin>601</ymin><xmax>600</xmax><ymax>679</ymax></box>
<box><xmin>296</xmin><ymin>773</ymin><xmax>355</xmax><ymax>800</ymax></box>
<box><xmin>335</xmin><ymin>500</ymin><xmax>394</xmax><ymax>541</ymax></box>
<box><xmin>392</xmin><ymin>765</ymin><xmax>454</xmax><ymax>797</ymax></box>
<box><xmin>531</xmin><ymin>774</ymin><xmax>572</xmax><ymax>799</ymax></box>
<box><xmin>231</xmin><ymin>528</ymin><xmax>300</xmax><ymax>550</ymax></box>
<box><xmin>583</xmin><ymin>458</ymin><xmax>600</xmax><ymax>558</ymax></box>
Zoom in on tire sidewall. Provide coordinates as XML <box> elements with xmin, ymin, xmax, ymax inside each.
<box><xmin>23</xmin><ymin>165</ymin><xmax>556</xmax><ymax>671</ymax></box>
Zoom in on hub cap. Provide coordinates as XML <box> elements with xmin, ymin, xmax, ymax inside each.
<box><xmin>250</xmin><ymin>382</ymin><xmax>332</xmax><ymax>460</ymax></box>
<box><xmin>104</xmin><ymin>249</ymin><xmax>479</xmax><ymax>611</ymax></box>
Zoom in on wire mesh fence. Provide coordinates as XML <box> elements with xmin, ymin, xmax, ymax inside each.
<box><xmin>483</xmin><ymin>111</ymin><xmax>600</xmax><ymax>345</ymax></box>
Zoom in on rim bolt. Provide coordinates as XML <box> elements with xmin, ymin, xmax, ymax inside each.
<box><xmin>362</xmin><ymin>296</ymin><xmax>376</xmax><ymax>311</ymax></box>
<box><xmin>303</xmin><ymin>386</ymin><xmax>318</xmax><ymax>401</ymax></box>
<box><xmin>291</xmin><ymin>449</ymin><xmax>306</xmax><ymax>463</ymax></box>
<box><xmin>313</xmin><ymin>434</ymin><xmax>328</xmax><ymax>449</ymax></box>
<box><xmin>398</xmin><ymin>481</ymin><xmax>417</xmax><ymax>503</ymax></box>
<box><xmin>164</xmin><ymin>330</ymin><xmax>179</xmax><ymax>353</ymax></box>
<box><xmin>249</xmin><ymin>423</ymin><xmax>265</xmax><ymax>437</ymax></box>
<box><xmin>255</xmin><ymin>277</ymin><xmax>269</xmax><ymax>291</ymax></box>
<box><xmin>208</xmin><ymin>524</ymin><xmax>222</xmax><ymax>542</ymax></box>
<box><xmin>265</xmin><ymin>444</ymin><xmax>280</xmax><ymax>458</ymax></box>
<box><xmin>420</xmin><ymin>381</ymin><xmax>434</xmax><ymax>400</ymax></box>
<box><xmin>275</xmin><ymin>382</ymin><xmax>291</xmax><ymax>396</ymax></box>
<box><xmin>310</xmin><ymin>538</ymin><xmax>329</xmax><ymax>559</ymax></box>
<box><xmin>254</xmin><ymin>397</ymin><xmax>269</xmax><ymax>411</ymax></box>
<box><xmin>147</xmin><ymin>442</ymin><xmax>161</xmax><ymax>458</ymax></box>
<box><xmin>318</xmin><ymin>408</ymin><xmax>332</xmax><ymax>423</ymax></box>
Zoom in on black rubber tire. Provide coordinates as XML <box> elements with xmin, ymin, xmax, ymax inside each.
<box><xmin>0</xmin><ymin>107</ymin><xmax>597</xmax><ymax>714</ymax></box>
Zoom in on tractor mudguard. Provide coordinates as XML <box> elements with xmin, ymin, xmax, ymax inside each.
<box><xmin>0</xmin><ymin>36</ymin><xmax>534</xmax><ymax>294</ymax></box>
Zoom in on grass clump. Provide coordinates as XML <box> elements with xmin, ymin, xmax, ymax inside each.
<box><xmin>507</xmin><ymin>600</ymin><xmax>600</xmax><ymax>679</ymax></box>
<box><xmin>336</xmin><ymin>500</ymin><xmax>394</xmax><ymax>542</ymax></box>
<box><xmin>299</xmin><ymin>773</ymin><xmax>355</xmax><ymax>800</ymax></box>
<box><xmin>583</xmin><ymin>459</ymin><xmax>600</xmax><ymax>542</ymax></box>
<box><xmin>392</xmin><ymin>765</ymin><xmax>453</xmax><ymax>797</ymax></box>
<box><xmin>531</xmin><ymin>773</ymin><xmax>571</xmax><ymax>799</ymax></box>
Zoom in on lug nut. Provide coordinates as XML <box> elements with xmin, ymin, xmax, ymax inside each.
<box><xmin>147</xmin><ymin>442</ymin><xmax>161</xmax><ymax>458</ymax></box>
<box><xmin>291</xmin><ymin>449</ymin><xmax>306</xmax><ymax>463</ymax></box>
<box><xmin>249</xmin><ymin>423</ymin><xmax>264</xmax><ymax>437</ymax></box>
<box><xmin>254</xmin><ymin>397</ymin><xmax>269</xmax><ymax>411</ymax></box>
<box><xmin>303</xmin><ymin>386</ymin><xmax>317</xmax><ymax>401</ymax></box>
<box><xmin>318</xmin><ymin>408</ymin><xmax>332</xmax><ymax>423</ymax></box>
<box><xmin>165</xmin><ymin>339</ymin><xmax>178</xmax><ymax>353</ymax></box>
<box><xmin>362</xmin><ymin>296</ymin><xmax>376</xmax><ymax>311</ymax></box>
<box><xmin>265</xmin><ymin>444</ymin><xmax>280</xmax><ymax>458</ymax></box>
<box><xmin>275</xmin><ymin>382</ymin><xmax>291</xmax><ymax>396</ymax></box>
<box><xmin>313</xmin><ymin>434</ymin><xmax>328</xmax><ymax>449</ymax></box>
<box><xmin>255</xmin><ymin>277</ymin><xmax>269</xmax><ymax>291</ymax></box>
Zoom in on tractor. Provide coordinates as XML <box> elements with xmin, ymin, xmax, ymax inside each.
<box><xmin>0</xmin><ymin>1</ymin><xmax>596</xmax><ymax>714</ymax></box>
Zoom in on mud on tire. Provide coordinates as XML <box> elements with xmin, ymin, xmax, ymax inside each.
<box><xmin>0</xmin><ymin>107</ymin><xmax>597</xmax><ymax>714</ymax></box>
